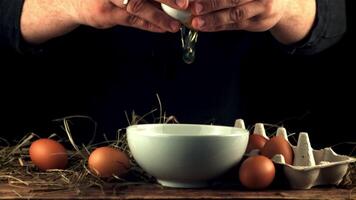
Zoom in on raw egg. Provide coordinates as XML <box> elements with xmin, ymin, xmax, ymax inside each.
<box><xmin>261</xmin><ymin>136</ymin><xmax>294</xmax><ymax>165</ymax></box>
<box><xmin>245</xmin><ymin>134</ymin><xmax>268</xmax><ymax>153</ymax></box>
<box><xmin>88</xmin><ymin>147</ymin><xmax>130</xmax><ymax>178</ymax></box>
<box><xmin>29</xmin><ymin>138</ymin><xmax>68</xmax><ymax>171</ymax></box>
<box><xmin>239</xmin><ymin>155</ymin><xmax>275</xmax><ymax>189</ymax></box>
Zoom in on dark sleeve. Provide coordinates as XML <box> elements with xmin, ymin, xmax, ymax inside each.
<box><xmin>280</xmin><ymin>0</ymin><xmax>347</xmax><ymax>55</ymax></box>
<box><xmin>0</xmin><ymin>0</ymin><xmax>25</xmax><ymax>52</ymax></box>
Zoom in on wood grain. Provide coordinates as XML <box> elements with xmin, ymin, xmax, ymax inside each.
<box><xmin>0</xmin><ymin>184</ymin><xmax>354</xmax><ymax>199</ymax></box>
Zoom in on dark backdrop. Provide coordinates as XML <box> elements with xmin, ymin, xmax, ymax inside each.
<box><xmin>0</xmin><ymin>0</ymin><xmax>355</xmax><ymax>153</ymax></box>
<box><xmin>239</xmin><ymin>0</ymin><xmax>355</xmax><ymax>151</ymax></box>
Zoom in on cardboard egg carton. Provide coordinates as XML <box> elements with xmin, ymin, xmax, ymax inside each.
<box><xmin>234</xmin><ymin>119</ymin><xmax>356</xmax><ymax>189</ymax></box>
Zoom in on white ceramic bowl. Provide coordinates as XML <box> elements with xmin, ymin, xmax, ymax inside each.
<box><xmin>127</xmin><ymin>124</ymin><xmax>249</xmax><ymax>188</ymax></box>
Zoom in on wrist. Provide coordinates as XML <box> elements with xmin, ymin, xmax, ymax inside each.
<box><xmin>270</xmin><ymin>0</ymin><xmax>316</xmax><ymax>45</ymax></box>
<box><xmin>20</xmin><ymin>0</ymin><xmax>79</xmax><ymax>44</ymax></box>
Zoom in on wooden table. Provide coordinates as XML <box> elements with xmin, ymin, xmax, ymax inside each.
<box><xmin>0</xmin><ymin>183</ymin><xmax>354</xmax><ymax>199</ymax></box>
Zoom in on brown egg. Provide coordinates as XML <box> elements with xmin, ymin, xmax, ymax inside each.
<box><xmin>246</xmin><ymin>134</ymin><xmax>268</xmax><ymax>153</ymax></box>
<box><xmin>261</xmin><ymin>136</ymin><xmax>294</xmax><ymax>165</ymax></box>
<box><xmin>88</xmin><ymin>147</ymin><xmax>130</xmax><ymax>178</ymax></box>
<box><xmin>29</xmin><ymin>138</ymin><xmax>68</xmax><ymax>170</ymax></box>
<box><xmin>239</xmin><ymin>155</ymin><xmax>275</xmax><ymax>189</ymax></box>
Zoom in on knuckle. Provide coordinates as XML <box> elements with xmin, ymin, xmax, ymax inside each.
<box><xmin>127</xmin><ymin>0</ymin><xmax>145</xmax><ymax>13</ymax></box>
<box><xmin>151</xmin><ymin>12</ymin><xmax>171</xmax><ymax>30</ymax></box>
<box><xmin>93</xmin><ymin>4</ymin><xmax>107</xmax><ymax>16</ymax></box>
<box><xmin>145</xmin><ymin>22</ymin><xmax>155</xmax><ymax>30</ymax></box>
<box><xmin>230</xmin><ymin>7</ymin><xmax>245</xmax><ymax>22</ymax></box>
<box><xmin>230</xmin><ymin>0</ymin><xmax>240</xmax><ymax>6</ymax></box>
<box><xmin>208</xmin><ymin>0</ymin><xmax>219</xmax><ymax>10</ymax></box>
<box><xmin>264</xmin><ymin>1</ymin><xmax>274</xmax><ymax>16</ymax></box>
<box><xmin>209</xmin><ymin>14</ymin><xmax>220</xmax><ymax>26</ymax></box>
<box><xmin>151</xmin><ymin>12</ymin><xmax>162</xmax><ymax>24</ymax></box>
<box><xmin>83</xmin><ymin>4</ymin><xmax>114</xmax><ymax>28</ymax></box>
<box><xmin>127</xmin><ymin>15</ymin><xmax>141</xmax><ymax>25</ymax></box>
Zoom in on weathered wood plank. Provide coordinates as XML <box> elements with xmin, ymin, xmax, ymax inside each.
<box><xmin>0</xmin><ymin>184</ymin><xmax>354</xmax><ymax>200</ymax></box>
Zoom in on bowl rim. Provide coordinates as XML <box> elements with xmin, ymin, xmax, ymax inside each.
<box><xmin>126</xmin><ymin>123</ymin><xmax>248</xmax><ymax>137</ymax></box>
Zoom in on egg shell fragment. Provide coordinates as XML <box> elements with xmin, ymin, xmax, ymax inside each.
<box><xmin>161</xmin><ymin>4</ymin><xmax>191</xmax><ymax>24</ymax></box>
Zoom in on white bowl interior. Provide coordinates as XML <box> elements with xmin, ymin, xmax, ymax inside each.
<box><xmin>128</xmin><ymin>124</ymin><xmax>245</xmax><ymax>136</ymax></box>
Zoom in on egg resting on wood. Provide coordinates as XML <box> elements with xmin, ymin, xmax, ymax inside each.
<box><xmin>88</xmin><ymin>147</ymin><xmax>130</xmax><ymax>178</ymax></box>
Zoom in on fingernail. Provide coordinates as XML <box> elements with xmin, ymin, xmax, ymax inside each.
<box><xmin>194</xmin><ymin>3</ymin><xmax>203</xmax><ymax>14</ymax></box>
<box><xmin>193</xmin><ymin>18</ymin><xmax>205</xmax><ymax>29</ymax></box>
<box><xmin>197</xmin><ymin>18</ymin><xmax>205</xmax><ymax>28</ymax></box>
<box><xmin>170</xmin><ymin>21</ymin><xmax>180</xmax><ymax>32</ymax></box>
<box><xmin>176</xmin><ymin>0</ymin><xmax>187</xmax><ymax>9</ymax></box>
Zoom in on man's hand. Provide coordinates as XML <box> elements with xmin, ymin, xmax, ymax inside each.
<box><xmin>21</xmin><ymin>0</ymin><xmax>189</xmax><ymax>44</ymax></box>
<box><xmin>189</xmin><ymin>0</ymin><xmax>316</xmax><ymax>44</ymax></box>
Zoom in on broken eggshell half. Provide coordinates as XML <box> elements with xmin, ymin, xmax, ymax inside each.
<box><xmin>161</xmin><ymin>4</ymin><xmax>191</xmax><ymax>25</ymax></box>
<box><xmin>235</xmin><ymin>119</ymin><xmax>356</xmax><ymax>189</ymax></box>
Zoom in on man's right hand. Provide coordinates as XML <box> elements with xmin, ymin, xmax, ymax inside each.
<box><xmin>21</xmin><ymin>0</ymin><xmax>188</xmax><ymax>44</ymax></box>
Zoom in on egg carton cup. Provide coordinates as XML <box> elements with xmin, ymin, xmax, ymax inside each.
<box><xmin>234</xmin><ymin>119</ymin><xmax>356</xmax><ymax>189</ymax></box>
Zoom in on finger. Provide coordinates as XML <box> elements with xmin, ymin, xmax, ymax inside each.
<box><xmin>198</xmin><ymin>21</ymin><xmax>250</xmax><ymax>32</ymax></box>
<box><xmin>126</xmin><ymin>15</ymin><xmax>167</xmax><ymax>32</ymax></box>
<box><xmin>156</xmin><ymin>0</ymin><xmax>189</xmax><ymax>10</ymax></box>
<box><xmin>111</xmin><ymin>8</ymin><xmax>166</xmax><ymax>32</ymax></box>
<box><xmin>198</xmin><ymin>16</ymin><xmax>277</xmax><ymax>32</ymax></box>
<box><xmin>191</xmin><ymin>0</ymin><xmax>253</xmax><ymax>15</ymax></box>
<box><xmin>110</xmin><ymin>0</ymin><xmax>129</xmax><ymax>8</ymax></box>
<box><xmin>112</xmin><ymin>0</ymin><xmax>181</xmax><ymax>32</ymax></box>
<box><xmin>111</xmin><ymin>0</ymin><xmax>168</xmax><ymax>9</ymax></box>
<box><xmin>191</xmin><ymin>1</ymin><xmax>264</xmax><ymax>30</ymax></box>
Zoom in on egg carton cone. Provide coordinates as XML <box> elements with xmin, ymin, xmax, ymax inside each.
<box><xmin>235</xmin><ymin>120</ymin><xmax>269</xmax><ymax>156</ymax></box>
<box><xmin>234</xmin><ymin>119</ymin><xmax>246</xmax><ymax>130</ymax></box>
<box><xmin>234</xmin><ymin>120</ymin><xmax>268</xmax><ymax>139</ymax></box>
<box><xmin>252</xmin><ymin>123</ymin><xmax>269</xmax><ymax>140</ymax></box>
<box><xmin>272</xmin><ymin>130</ymin><xmax>356</xmax><ymax>189</ymax></box>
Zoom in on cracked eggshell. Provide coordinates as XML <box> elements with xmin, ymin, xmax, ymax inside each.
<box><xmin>161</xmin><ymin>4</ymin><xmax>191</xmax><ymax>25</ymax></box>
<box><xmin>272</xmin><ymin>132</ymin><xmax>356</xmax><ymax>189</ymax></box>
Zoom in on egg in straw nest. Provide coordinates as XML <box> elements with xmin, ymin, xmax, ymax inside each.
<box><xmin>0</xmin><ymin>102</ymin><xmax>178</xmax><ymax>194</ymax></box>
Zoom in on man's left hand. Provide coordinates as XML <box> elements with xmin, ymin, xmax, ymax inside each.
<box><xmin>190</xmin><ymin>0</ymin><xmax>316</xmax><ymax>44</ymax></box>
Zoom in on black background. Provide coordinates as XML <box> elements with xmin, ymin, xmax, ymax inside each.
<box><xmin>240</xmin><ymin>0</ymin><xmax>355</xmax><ymax>151</ymax></box>
<box><xmin>0</xmin><ymin>0</ymin><xmax>355</xmax><ymax>153</ymax></box>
